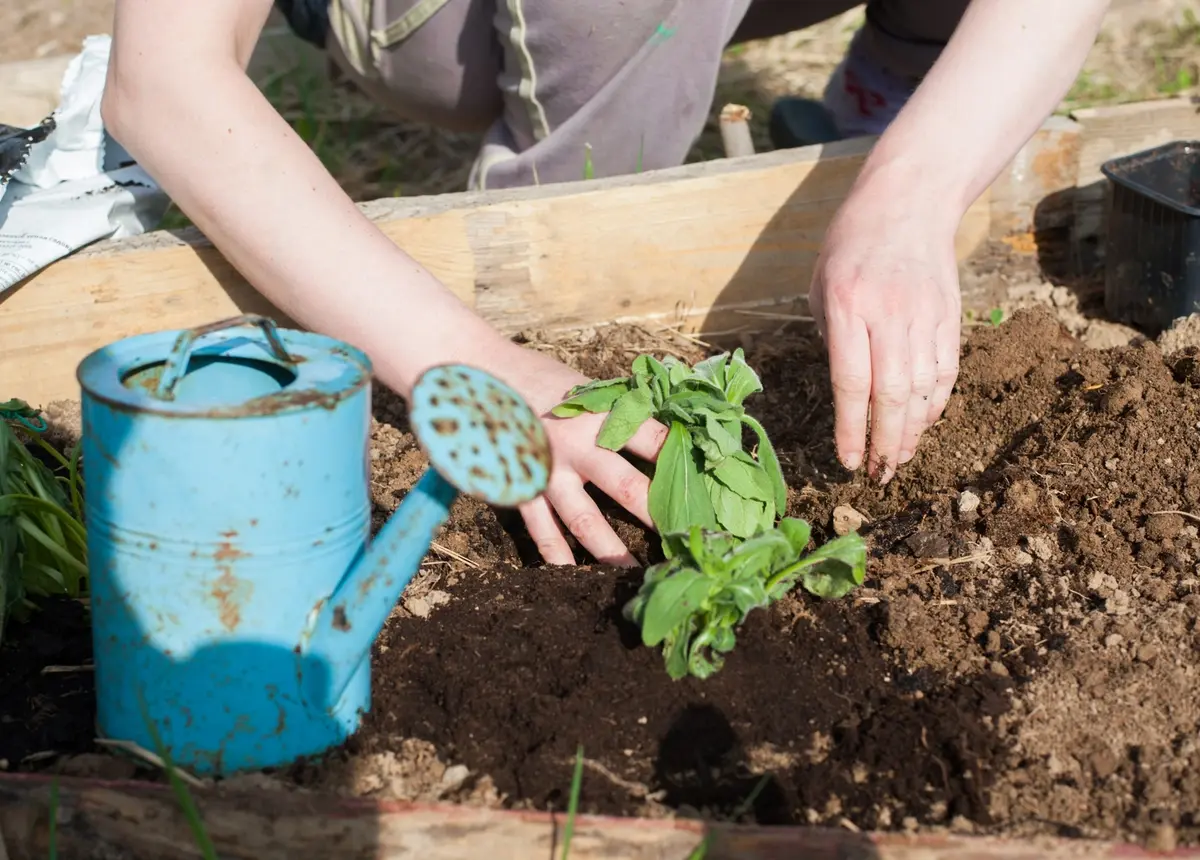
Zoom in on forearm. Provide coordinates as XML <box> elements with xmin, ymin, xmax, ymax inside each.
<box><xmin>852</xmin><ymin>0</ymin><xmax>1111</xmax><ymax>223</ymax></box>
<box><xmin>102</xmin><ymin>50</ymin><xmax>507</xmax><ymax>397</ymax></box>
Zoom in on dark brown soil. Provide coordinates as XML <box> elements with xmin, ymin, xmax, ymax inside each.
<box><xmin>7</xmin><ymin>305</ymin><xmax>1200</xmax><ymax>850</ymax></box>
<box><xmin>352</xmin><ymin>306</ymin><xmax>1200</xmax><ymax>848</ymax></box>
<box><xmin>0</xmin><ymin>597</ymin><xmax>95</xmax><ymax>768</ymax></box>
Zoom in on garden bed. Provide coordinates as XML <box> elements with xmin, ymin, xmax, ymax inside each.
<box><xmin>6</xmin><ymin>246</ymin><xmax>1200</xmax><ymax>853</ymax></box>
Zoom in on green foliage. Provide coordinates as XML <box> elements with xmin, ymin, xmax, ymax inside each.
<box><xmin>0</xmin><ymin>401</ymin><xmax>87</xmax><ymax>644</ymax></box>
<box><xmin>624</xmin><ymin>519</ymin><xmax>866</xmax><ymax>680</ymax></box>
<box><xmin>552</xmin><ymin>349</ymin><xmax>787</xmax><ymax>548</ymax></box>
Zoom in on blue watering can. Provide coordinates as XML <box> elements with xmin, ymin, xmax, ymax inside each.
<box><xmin>77</xmin><ymin>314</ymin><xmax>552</xmax><ymax>776</ymax></box>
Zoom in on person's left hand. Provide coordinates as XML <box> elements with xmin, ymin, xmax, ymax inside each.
<box><xmin>488</xmin><ymin>344</ymin><xmax>666</xmax><ymax>567</ymax></box>
<box><xmin>808</xmin><ymin>193</ymin><xmax>963</xmax><ymax>483</ymax></box>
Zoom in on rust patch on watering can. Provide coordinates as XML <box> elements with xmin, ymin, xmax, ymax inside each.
<box><xmin>215</xmin><ymin>542</ymin><xmax>250</xmax><ymax>562</ymax></box>
<box><xmin>210</xmin><ymin>570</ymin><xmax>253</xmax><ymax>631</ymax></box>
<box><xmin>332</xmin><ymin>605</ymin><xmax>351</xmax><ymax>632</ymax></box>
<box><xmin>233</xmin><ymin>387</ymin><xmax>356</xmax><ymax>417</ymax></box>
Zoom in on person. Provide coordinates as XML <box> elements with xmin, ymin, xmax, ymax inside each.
<box><xmin>101</xmin><ymin>0</ymin><xmax>1111</xmax><ymax>567</ymax></box>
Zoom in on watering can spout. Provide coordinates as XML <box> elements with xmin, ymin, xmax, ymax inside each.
<box><xmin>309</xmin><ymin>364</ymin><xmax>552</xmax><ymax>706</ymax></box>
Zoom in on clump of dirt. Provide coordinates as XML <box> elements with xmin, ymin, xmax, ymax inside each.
<box><xmin>356</xmin><ymin>306</ymin><xmax>1200</xmax><ymax>847</ymax></box>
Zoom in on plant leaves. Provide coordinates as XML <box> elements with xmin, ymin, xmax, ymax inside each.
<box><xmin>723</xmin><ymin>348</ymin><xmax>764</xmax><ymax>406</ymax></box>
<box><xmin>712</xmin><ymin>453</ymin><xmax>773</xmax><ymax>503</ymax></box>
<box><xmin>800</xmin><ymin>533</ymin><xmax>867</xmax><ymax>599</ymax></box>
<box><xmin>691</xmin><ymin>353</ymin><xmax>729</xmax><ymax>390</ymax></box>
<box><xmin>648</xmin><ymin>422</ymin><xmax>717</xmax><ymax>537</ymax></box>
<box><xmin>595</xmin><ymin>385</ymin><xmax>654</xmax><ymax>451</ymax></box>
<box><xmin>551</xmin><ymin>380</ymin><xmax>630</xmax><ymax>417</ymax></box>
<box><xmin>778</xmin><ymin>517</ymin><xmax>812</xmax><ymax>555</ymax></box>
<box><xmin>741</xmin><ymin>415</ymin><xmax>787</xmax><ymax>512</ymax></box>
<box><xmin>704</xmin><ymin>413</ymin><xmax>742</xmax><ymax>461</ymax></box>
<box><xmin>705</xmin><ymin>475</ymin><xmax>763</xmax><ymax>539</ymax></box>
<box><xmin>640</xmin><ymin>568</ymin><xmax>712</xmax><ymax>646</ymax></box>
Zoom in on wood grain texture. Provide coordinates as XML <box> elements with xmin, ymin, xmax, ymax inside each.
<box><xmin>0</xmin><ymin>135</ymin><xmax>992</xmax><ymax>407</ymax></box>
<box><xmin>988</xmin><ymin>116</ymin><xmax>1082</xmax><ymax>238</ymax></box>
<box><xmin>0</xmin><ymin>773</ymin><xmax>1192</xmax><ymax>860</ymax></box>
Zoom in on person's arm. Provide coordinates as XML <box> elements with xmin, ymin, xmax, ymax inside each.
<box><xmin>811</xmin><ymin>0</ymin><xmax>1110</xmax><ymax>481</ymax></box>
<box><xmin>102</xmin><ymin>0</ymin><xmax>508</xmax><ymax>399</ymax></box>
<box><xmin>858</xmin><ymin>0</ymin><xmax>1111</xmax><ymax>228</ymax></box>
<box><xmin>103</xmin><ymin>0</ymin><xmax>667</xmax><ymax>567</ymax></box>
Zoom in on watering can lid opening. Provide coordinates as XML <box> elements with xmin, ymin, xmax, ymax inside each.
<box><xmin>77</xmin><ymin>324</ymin><xmax>373</xmax><ymax>418</ymax></box>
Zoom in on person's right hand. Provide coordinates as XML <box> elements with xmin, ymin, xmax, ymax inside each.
<box><xmin>492</xmin><ymin>344</ymin><xmax>667</xmax><ymax>567</ymax></box>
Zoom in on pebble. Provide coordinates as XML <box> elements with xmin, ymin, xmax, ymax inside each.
<box><xmin>957</xmin><ymin>489</ymin><xmax>981</xmax><ymax>515</ymax></box>
<box><xmin>1025</xmin><ymin>535</ymin><xmax>1055</xmax><ymax>561</ymax></box>
<box><xmin>1104</xmin><ymin>633</ymin><xmax>1124</xmax><ymax>648</ymax></box>
<box><xmin>1147</xmin><ymin>824</ymin><xmax>1178</xmax><ymax>853</ymax></box>
<box><xmin>832</xmin><ymin>505</ymin><xmax>866</xmax><ymax>536</ymax></box>
<box><xmin>440</xmin><ymin>764</ymin><xmax>470</xmax><ymax>791</ymax></box>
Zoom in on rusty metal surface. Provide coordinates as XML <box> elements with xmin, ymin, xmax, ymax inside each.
<box><xmin>408</xmin><ymin>363</ymin><xmax>552</xmax><ymax>508</ymax></box>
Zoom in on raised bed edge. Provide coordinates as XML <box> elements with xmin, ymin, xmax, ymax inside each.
<box><xmin>0</xmin><ymin>771</ymin><xmax>1195</xmax><ymax>860</ymax></box>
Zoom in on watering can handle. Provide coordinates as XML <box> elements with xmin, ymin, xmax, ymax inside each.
<box><xmin>154</xmin><ymin>314</ymin><xmax>297</xmax><ymax>400</ymax></box>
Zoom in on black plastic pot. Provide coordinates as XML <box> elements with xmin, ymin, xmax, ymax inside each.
<box><xmin>1101</xmin><ymin>140</ymin><xmax>1200</xmax><ymax>333</ymax></box>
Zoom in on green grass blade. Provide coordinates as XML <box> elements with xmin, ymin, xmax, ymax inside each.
<box><xmin>686</xmin><ymin>833</ymin><xmax>713</xmax><ymax>859</ymax></box>
<box><xmin>137</xmin><ymin>693</ymin><xmax>219</xmax><ymax>860</ymax></box>
<box><xmin>561</xmin><ymin>745</ymin><xmax>585</xmax><ymax>860</ymax></box>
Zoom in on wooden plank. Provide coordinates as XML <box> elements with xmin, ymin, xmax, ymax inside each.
<box><xmin>1070</xmin><ymin>97</ymin><xmax>1200</xmax><ymax>256</ymax></box>
<box><xmin>0</xmin><ymin>772</ymin><xmax>1190</xmax><ymax>860</ymax></box>
<box><xmin>0</xmin><ymin>134</ymin><xmax>995</xmax><ymax>407</ymax></box>
<box><xmin>987</xmin><ymin>116</ymin><xmax>1082</xmax><ymax>239</ymax></box>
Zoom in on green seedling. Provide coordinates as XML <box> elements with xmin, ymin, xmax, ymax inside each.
<box><xmin>552</xmin><ymin>349</ymin><xmax>786</xmax><ymax>548</ymax></box>
<box><xmin>624</xmin><ymin>518</ymin><xmax>866</xmax><ymax>680</ymax></box>
<box><xmin>0</xmin><ymin>400</ymin><xmax>87</xmax><ymax>644</ymax></box>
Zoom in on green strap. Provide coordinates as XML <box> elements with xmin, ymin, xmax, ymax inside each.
<box><xmin>0</xmin><ymin>399</ymin><xmax>47</xmax><ymax>433</ymax></box>
<box><xmin>373</xmin><ymin>0</ymin><xmax>454</xmax><ymax>50</ymax></box>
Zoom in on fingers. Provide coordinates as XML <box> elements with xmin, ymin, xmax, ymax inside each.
<box><xmin>927</xmin><ymin>317</ymin><xmax>960</xmax><ymax>426</ymax></box>
<box><xmin>825</xmin><ymin>313</ymin><xmax>872</xmax><ymax>472</ymax></box>
<box><xmin>623</xmin><ymin>417</ymin><xmax>668</xmax><ymax>463</ymax></box>
<box><xmin>546</xmin><ymin>474</ymin><xmax>638</xmax><ymax>567</ymax></box>
<box><xmin>519</xmin><ymin>496</ymin><xmax>575</xmax><ymax>566</ymax></box>
<box><xmin>865</xmin><ymin>324</ymin><xmax>911</xmax><ymax>483</ymax></box>
<box><xmin>899</xmin><ymin>326</ymin><xmax>938</xmax><ymax>464</ymax></box>
<box><xmin>585</xmin><ymin>451</ymin><xmax>655</xmax><ymax>531</ymax></box>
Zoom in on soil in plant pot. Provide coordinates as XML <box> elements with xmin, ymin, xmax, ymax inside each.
<box><xmin>6</xmin><ymin>302</ymin><xmax>1200</xmax><ymax>851</ymax></box>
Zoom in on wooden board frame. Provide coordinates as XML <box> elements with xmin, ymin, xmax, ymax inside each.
<box><xmin>0</xmin><ymin>771</ymin><xmax>1194</xmax><ymax>860</ymax></box>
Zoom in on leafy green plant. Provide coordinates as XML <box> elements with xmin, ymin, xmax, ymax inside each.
<box><xmin>0</xmin><ymin>400</ymin><xmax>87</xmax><ymax>643</ymax></box>
<box><xmin>624</xmin><ymin>518</ymin><xmax>866</xmax><ymax>680</ymax></box>
<box><xmin>552</xmin><ymin>349</ymin><xmax>787</xmax><ymax>546</ymax></box>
